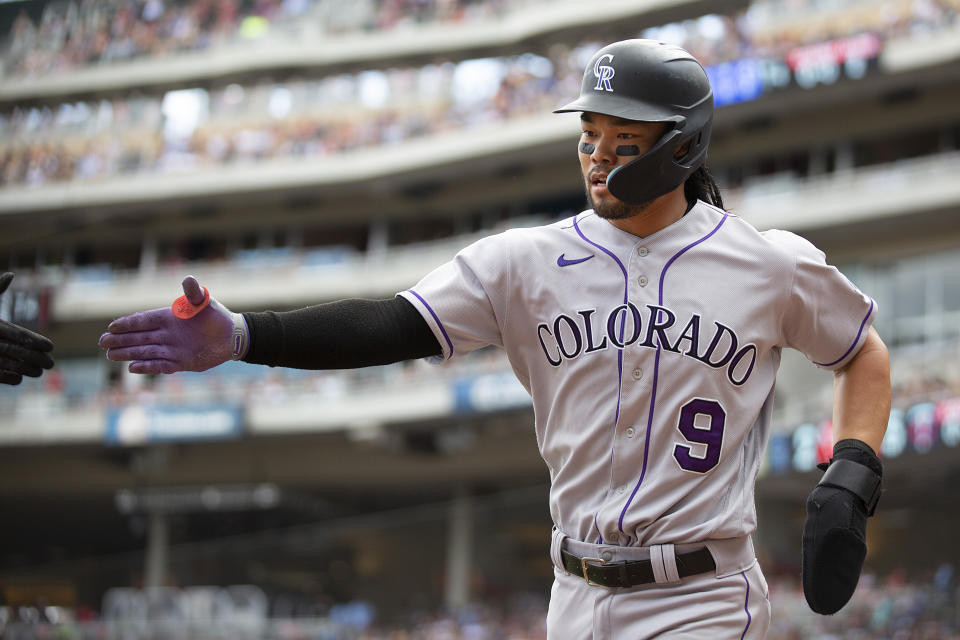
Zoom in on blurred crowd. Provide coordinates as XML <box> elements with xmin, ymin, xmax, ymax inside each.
<box><xmin>0</xmin><ymin>41</ymin><xmax>570</xmax><ymax>188</ymax></box>
<box><xmin>2</xmin><ymin>0</ymin><xmax>960</xmax><ymax>189</ymax></box>
<box><xmin>350</xmin><ymin>595</ymin><xmax>550</xmax><ymax>640</ymax></box>
<box><xmin>1</xmin><ymin>567</ymin><xmax>957</xmax><ymax>639</ymax></box>
<box><xmin>3</xmin><ymin>0</ymin><xmax>958</xmax><ymax>79</ymax></box>
<box><xmin>1</xmin><ymin>0</ymin><xmax>518</xmax><ymax>78</ymax></box>
<box><xmin>767</xmin><ymin>566</ymin><xmax>960</xmax><ymax>640</ymax></box>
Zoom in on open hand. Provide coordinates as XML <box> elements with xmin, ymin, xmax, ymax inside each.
<box><xmin>99</xmin><ymin>276</ymin><xmax>248</xmax><ymax>374</ymax></box>
<box><xmin>0</xmin><ymin>272</ymin><xmax>55</xmax><ymax>385</ymax></box>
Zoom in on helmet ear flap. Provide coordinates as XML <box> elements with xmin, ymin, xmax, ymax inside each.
<box><xmin>673</xmin><ymin>132</ymin><xmax>701</xmax><ymax>164</ymax></box>
<box><xmin>671</xmin><ymin>116</ymin><xmax>712</xmax><ymax>171</ymax></box>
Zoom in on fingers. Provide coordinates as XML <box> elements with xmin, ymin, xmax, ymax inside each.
<box><xmin>102</xmin><ymin>333</ymin><xmax>185</xmax><ymax>372</ymax></box>
<box><xmin>0</xmin><ymin>351</ymin><xmax>44</xmax><ymax>376</ymax></box>
<box><xmin>99</xmin><ymin>328</ymin><xmax>165</xmax><ymax>349</ymax></box>
<box><xmin>105</xmin><ymin>344</ymin><xmax>175</xmax><ymax>363</ymax></box>
<box><xmin>0</xmin><ymin>340</ymin><xmax>55</xmax><ymax>372</ymax></box>
<box><xmin>100</xmin><ymin>326</ymin><xmax>176</xmax><ymax>365</ymax></box>
<box><xmin>106</xmin><ymin>308</ymin><xmax>170</xmax><ymax>334</ymax></box>
<box><xmin>0</xmin><ymin>349</ymin><xmax>47</xmax><ymax>377</ymax></box>
<box><xmin>0</xmin><ymin>320</ymin><xmax>53</xmax><ymax>352</ymax></box>
<box><xmin>182</xmin><ymin>275</ymin><xmax>205</xmax><ymax>305</ymax></box>
<box><xmin>0</xmin><ymin>369</ymin><xmax>23</xmax><ymax>385</ymax></box>
<box><xmin>129</xmin><ymin>359</ymin><xmax>182</xmax><ymax>375</ymax></box>
<box><xmin>0</xmin><ymin>357</ymin><xmax>44</xmax><ymax>378</ymax></box>
<box><xmin>33</xmin><ymin>350</ymin><xmax>55</xmax><ymax>371</ymax></box>
<box><xmin>25</xmin><ymin>329</ymin><xmax>54</xmax><ymax>352</ymax></box>
<box><xmin>0</xmin><ymin>272</ymin><xmax>12</xmax><ymax>296</ymax></box>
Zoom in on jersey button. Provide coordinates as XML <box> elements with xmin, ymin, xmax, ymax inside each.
<box><xmin>616</xmin><ymin>484</ymin><xmax>627</xmax><ymax>494</ymax></box>
<box><xmin>625</xmin><ymin>427</ymin><xmax>636</xmax><ymax>438</ymax></box>
<box><xmin>637</xmin><ymin>275</ymin><xmax>649</xmax><ymax>287</ymax></box>
<box><xmin>631</xmin><ymin>368</ymin><xmax>643</xmax><ymax>380</ymax></box>
<box><xmin>637</xmin><ymin>246</ymin><xmax>649</xmax><ymax>257</ymax></box>
<box><xmin>605</xmin><ymin>536</ymin><xmax>618</xmax><ymax>547</ymax></box>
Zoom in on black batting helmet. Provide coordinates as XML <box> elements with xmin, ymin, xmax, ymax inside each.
<box><xmin>555</xmin><ymin>39</ymin><xmax>713</xmax><ymax>205</ymax></box>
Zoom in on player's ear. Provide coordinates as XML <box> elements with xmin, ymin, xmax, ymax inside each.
<box><xmin>673</xmin><ymin>140</ymin><xmax>692</xmax><ymax>160</ymax></box>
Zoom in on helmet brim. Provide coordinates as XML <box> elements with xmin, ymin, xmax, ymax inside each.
<box><xmin>553</xmin><ymin>93</ymin><xmax>681</xmax><ymax>124</ymax></box>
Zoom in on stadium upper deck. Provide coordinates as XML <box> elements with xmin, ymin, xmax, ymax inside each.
<box><xmin>0</xmin><ymin>0</ymin><xmax>749</xmax><ymax>97</ymax></box>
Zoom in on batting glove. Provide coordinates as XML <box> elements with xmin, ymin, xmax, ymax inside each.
<box><xmin>99</xmin><ymin>276</ymin><xmax>248</xmax><ymax>374</ymax></box>
<box><xmin>802</xmin><ymin>438</ymin><xmax>882</xmax><ymax>615</ymax></box>
<box><xmin>0</xmin><ymin>272</ymin><xmax>55</xmax><ymax>385</ymax></box>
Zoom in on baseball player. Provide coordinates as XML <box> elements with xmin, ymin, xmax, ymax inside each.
<box><xmin>0</xmin><ymin>272</ymin><xmax>55</xmax><ymax>385</ymax></box>
<box><xmin>99</xmin><ymin>40</ymin><xmax>891</xmax><ymax>638</ymax></box>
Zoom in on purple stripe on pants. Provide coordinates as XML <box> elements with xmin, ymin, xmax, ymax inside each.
<box><xmin>740</xmin><ymin>570</ymin><xmax>752</xmax><ymax>640</ymax></box>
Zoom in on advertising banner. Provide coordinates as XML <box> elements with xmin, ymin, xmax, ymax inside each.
<box><xmin>105</xmin><ymin>405</ymin><xmax>245</xmax><ymax>446</ymax></box>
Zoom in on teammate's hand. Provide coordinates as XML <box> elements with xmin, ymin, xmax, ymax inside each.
<box><xmin>0</xmin><ymin>272</ymin><xmax>55</xmax><ymax>385</ymax></box>
<box><xmin>802</xmin><ymin>439</ymin><xmax>882</xmax><ymax>615</ymax></box>
<box><xmin>99</xmin><ymin>276</ymin><xmax>249</xmax><ymax>374</ymax></box>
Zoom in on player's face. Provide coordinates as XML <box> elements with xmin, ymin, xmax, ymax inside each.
<box><xmin>579</xmin><ymin>113</ymin><xmax>669</xmax><ymax>219</ymax></box>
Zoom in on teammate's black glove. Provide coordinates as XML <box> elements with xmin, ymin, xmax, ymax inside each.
<box><xmin>0</xmin><ymin>272</ymin><xmax>55</xmax><ymax>385</ymax></box>
<box><xmin>802</xmin><ymin>438</ymin><xmax>882</xmax><ymax>615</ymax></box>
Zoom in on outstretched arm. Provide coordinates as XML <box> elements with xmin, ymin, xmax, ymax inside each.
<box><xmin>99</xmin><ymin>276</ymin><xmax>441</xmax><ymax>374</ymax></box>
<box><xmin>243</xmin><ymin>297</ymin><xmax>440</xmax><ymax>369</ymax></box>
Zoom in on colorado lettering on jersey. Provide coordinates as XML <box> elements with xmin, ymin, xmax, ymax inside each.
<box><xmin>536</xmin><ymin>303</ymin><xmax>758</xmax><ymax>386</ymax></box>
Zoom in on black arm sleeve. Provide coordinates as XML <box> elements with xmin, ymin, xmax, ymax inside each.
<box><xmin>242</xmin><ymin>296</ymin><xmax>442</xmax><ymax>369</ymax></box>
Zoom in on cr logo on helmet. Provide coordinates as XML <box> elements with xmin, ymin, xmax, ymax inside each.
<box><xmin>593</xmin><ymin>54</ymin><xmax>615</xmax><ymax>92</ymax></box>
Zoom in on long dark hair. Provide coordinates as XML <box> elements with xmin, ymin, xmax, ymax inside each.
<box><xmin>685</xmin><ymin>164</ymin><xmax>724</xmax><ymax>210</ymax></box>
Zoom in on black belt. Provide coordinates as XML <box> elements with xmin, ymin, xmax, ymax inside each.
<box><xmin>561</xmin><ymin>547</ymin><xmax>715</xmax><ymax>588</ymax></box>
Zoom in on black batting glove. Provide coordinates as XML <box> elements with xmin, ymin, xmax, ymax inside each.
<box><xmin>802</xmin><ymin>438</ymin><xmax>882</xmax><ymax>615</ymax></box>
<box><xmin>0</xmin><ymin>272</ymin><xmax>55</xmax><ymax>385</ymax></box>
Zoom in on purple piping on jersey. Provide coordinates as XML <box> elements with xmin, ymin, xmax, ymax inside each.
<box><xmin>573</xmin><ymin>214</ymin><xmax>630</xmax><ymax>543</ymax></box>
<box><xmin>594</xmin><ymin>516</ymin><xmax>604</xmax><ymax>544</ymax></box>
<box><xmin>572</xmin><ymin>216</ymin><xmax>630</xmax><ymax>311</ymax></box>
<box><xmin>740</xmin><ymin>571</ymin><xmax>752</xmax><ymax>639</ymax></box>
<box><xmin>813</xmin><ymin>298</ymin><xmax>876</xmax><ymax>367</ymax></box>
<box><xmin>572</xmin><ymin>216</ymin><xmax>630</xmax><ymax>418</ymax></box>
<box><xmin>618</xmin><ymin>213</ymin><xmax>730</xmax><ymax>535</ymax></box>
<box><xmin>406</xmin><ymin>289</ymin><xmax>454</xmax><ymax>360</ymax></box>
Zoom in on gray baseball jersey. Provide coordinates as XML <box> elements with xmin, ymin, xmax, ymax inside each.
<box><xmin>399</xmin><ymin>201</ymin><xmax>875</xmax><ymax>547</ymax></box>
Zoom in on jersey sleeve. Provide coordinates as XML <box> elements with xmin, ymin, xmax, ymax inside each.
<box><xmin>397</xmin><ymin>233</ymin><xmax>509</xmax><ymax>363</ymax></box>
<box><xmin>777</xmin><ymin>231</ymin><xmax>877</xmax><ymax>370</ymax></box>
